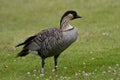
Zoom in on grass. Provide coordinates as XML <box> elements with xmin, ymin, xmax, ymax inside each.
<box><xmin>0</xmin><ymin>0</ymin><xmax>120</xmax><ymax>80</ymax></box>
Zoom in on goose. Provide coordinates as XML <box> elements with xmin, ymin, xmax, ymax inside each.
<box><xmin>16</xmin><ymin>10</ymin><xmax>82</xmax><ymax>74</ymax></box>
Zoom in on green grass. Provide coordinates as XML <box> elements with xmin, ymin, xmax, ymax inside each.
<box><xmin>0</xmin><ymin>0</ymin><xmax>120</xmax><ymax>80</ymax></box>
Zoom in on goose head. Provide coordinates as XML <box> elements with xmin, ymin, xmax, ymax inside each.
<box><xmin>60</xmin><ymin>10</ymin><xmax>82</xmax><ymax>30</ymax></box>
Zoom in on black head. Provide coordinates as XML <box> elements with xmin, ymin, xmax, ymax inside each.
<box><xmin>62</xmin><ymin>10</ymin><xmax>81</xmax><ymax>19</ymax></box>
<box><xmin>60</xmin><ymin>10</ymin><xmax>82</xmax><ymax>25</ymax></box>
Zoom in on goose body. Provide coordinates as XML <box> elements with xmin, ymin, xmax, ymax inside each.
<box><xmin>16</xmin><ymin>10</ymin><xmax>81</xmax><ymax>73</ymax></box>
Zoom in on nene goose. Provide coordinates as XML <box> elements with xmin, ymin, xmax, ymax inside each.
<box><xmin>16</xmin><ymin>10</ymin><xmax>82</xmax><ymax>74</ymax></box>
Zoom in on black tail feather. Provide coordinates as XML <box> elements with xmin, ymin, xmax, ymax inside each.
<box><xmin>15</xmin><ymin>35</ymin><xmax>36</xmax><ymax>48</ymax></box>
<box><xmin>15</xmin><ymin>42</ymin><xmax>25</xmax><ymax>47</ymax></box>
<box><xmin>17</xmin><ymin>49</ymin><xmax>29</xmax><ymax>57</ymax></box>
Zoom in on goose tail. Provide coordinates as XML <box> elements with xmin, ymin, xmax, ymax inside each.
<box><xmin>17</xmin><ymin>49</ymin><xmax>29</xmax><ymax>57</ymax></box>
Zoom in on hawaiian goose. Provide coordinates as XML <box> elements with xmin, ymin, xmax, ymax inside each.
<box><xmin>16</xmin><ymin>10</ymin><xmax>82</xmax><ymax>74</ymax></box>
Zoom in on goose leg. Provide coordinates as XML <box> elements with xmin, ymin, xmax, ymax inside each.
<box><xmin>54</xmin><ymin>55</ymin><xmax>59</xmax><ymax>72</ymax></box>
<box><xmin>41</xmin><ymin>58</ymin><xmax>45</xmax><ymax>74</ymax></box>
